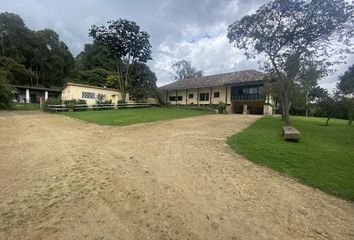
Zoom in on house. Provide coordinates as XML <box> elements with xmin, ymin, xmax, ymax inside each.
<box><xmin>61</xmin><ymin>82</ymin><xmax>129</xmax><ymax>105</ymax></box>
<box><xmin>12</xmin><ymin>85</ymin><xmax>62</xmax><ymax>103</ymax></box>
<box><xmin>159</xmin><ymin>69</ymin><xmax>274</xmax><ymax>115</ymax></box>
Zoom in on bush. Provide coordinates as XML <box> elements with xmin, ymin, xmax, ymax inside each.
<box><xmin>44</xmin><ymin>98</ymin><xmax>61</xmax><ymax>105</ymax></box>
<box><xmin>43</xmin><ymin>98</ymin><xmax>61</xmax><ymax>111</ymax></box>
<box><xmin>44</xmin><ymin>97</ymin><xmax>61</xmax><ymax>106</ymax></box>
<box><xmin>96</xmin><ymin>93</ymin><xmax>106</xmax><ymax>104</ymax></box>
<box><xmin>76</xmin><ymin>99</ymin><xmax>87</xmax><ymax>105</ymax></box>
<box><xmin>64</xmin><ymin>99</ymin><xmax>77</xmax><ymax>108</ymax></box>
<box><xmin>216</xmin><ymin>101</ymin><xmax>226</xmax><ymax>113</ymax></box>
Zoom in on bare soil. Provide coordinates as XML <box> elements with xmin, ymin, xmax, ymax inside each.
<box><xmin>0</xmin><ymin>110</ymin><xmax>353</xmax><ymax>240</ymax></box>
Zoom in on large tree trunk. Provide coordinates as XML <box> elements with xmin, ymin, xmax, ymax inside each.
<box><xmin>115</xmin><ymin>58</ymin><xmax>126</xmax><ymax>102</ymax></box>
<box><xmin>283</xmin><ymin>91</ymin><xmax>291</xmax><ymax>126</ymax></box>
<box><xmin>123</xmin><ymin>54</ymin><xmax>131</xmax><ymax>102</ymax></box>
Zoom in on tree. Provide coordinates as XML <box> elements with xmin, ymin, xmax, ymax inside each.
<box><xmin>89</xmin><ymin>19</ymin><xmax>152</xmax><ymax>102</ymax></box>
<box><xmin>76</xmin><ymin>43</ymin><xmax>116</xmax><ymax>71</ymax></box>
<box><xmin>309</xmin><ymin>86</ymin><xmax>329</xmax><ymax>103</ymax></box>
<box><xmin>76</xmin><ymin>68</ymin><xmax>110</xmax><ymax>87</ymax></box>
<box><xmin>171</xmin><ymin>60</ymin><xmax>202</xmax><ymax>80</ymax></box>
<box><xmin>227</xmin><ymin>0</ymin><xmax>354</xmax><ymax>125</ymax></box>
<box><xmin>338</xmin><ymin>64</ymin><xmax>354</xmax><ymax>125</ymax></box>
<box><xmin>31</xmin><ymin>29</ymin><xmax>75</xmax><ymax>87</ymax></box>
<box><xmin>0</xmin><ymin>12</ymin><xmax>75</xmax><ymax>87</ymax></box>
<box><xmin>0</xmin><ymin>71</ymin><xmax>13</xmax><ymax>109</ymax></box>
<box><xmin>128</xmin><ymin>63</ymin><xmax>157</xmax><ymax>101</ymax></box>
<box><xmin>318</xmin><ymin>93</ymin><xmax>339</xmax><ymax>126</ymax></box>
<box><xmin>0</xmin><ymin>56</ymin><xmax>33</xmax><ymax>85</ymax></box>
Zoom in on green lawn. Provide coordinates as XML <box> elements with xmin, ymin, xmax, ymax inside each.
<box><xmin>13</xmin><ymin>103</ymin><xmax>40</xmax><ymax>110</ymax></box>
<box><xmin>61</xmin><ymin>107</ymin><xmax>213</xmax><ymax>126</ymax></box>
<box><xmin>227</xmin><ymin>116</ymin><xmax>354</xmax><ymax>201</ymax></box>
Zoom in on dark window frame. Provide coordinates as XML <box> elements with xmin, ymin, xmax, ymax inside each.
<box><xmin>214</xmin><ymin>92</ymin><xmax>220</xmax><ymax>98</ymax></box>
<box><xmin>199</xmin><ymin>92</ymin><xmax>209</xmax><ymax>101</ymax></box>
<box><xmin>188</xmin><ymin>93</ymin><xmax>194</xmax><ymax>99</ymax></box>
<box><xmin>169</xmin><ymin>96</ymin><xmax>183</xmax><ymax>101</ymax></box>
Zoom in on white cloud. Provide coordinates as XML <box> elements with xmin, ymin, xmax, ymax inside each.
<box><xmin>151</xmin><ymin>22</ymin><xmax>260</xmax><ymax>86</ymax></box>
<box><xmin>1</xmin><ymin>0</ymin><xmax>353</xmax><ymax>90</ymax></box>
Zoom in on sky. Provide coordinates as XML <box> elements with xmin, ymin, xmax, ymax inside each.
<box><xmin>1</xmin><ymin>0</ymin><xmax>353</xmax><ymax>89</ymax></box>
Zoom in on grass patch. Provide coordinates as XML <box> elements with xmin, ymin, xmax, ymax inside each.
<box><xmin>227</xmin><ymin>116</ymin><xmax>354</xmax><ymax>201</ymax></box>
<box><xmin>13</xmin><ymin>103</ymin><xmax>40</xmax><ymax>110</ymax></box>
<box><xmin>61</xmin><ymin>107</ymin><xmax>212</xmax><ymax>126</ymax></box>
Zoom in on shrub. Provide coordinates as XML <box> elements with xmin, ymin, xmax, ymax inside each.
<box><xmin>96</xmin><ymin>93</ymin><xmax>106</xmax><ymax>104</ymax></box>
<box><xmin>216</xmin><ymin>101</ymin><xmax>226</xmax><ymax>113</ymax></box>
<box><xmin>43</xmin><ymin>97</ymin><xmax>61</xmax><ymax>111</ymax></box>
<box><xmin>44</xmin><ymin>97</ymin><xmax>61</xmax><ymax>107</ymax></box>
<box><xmin>76</xmin><ymin>99</ymin><xmax>87</xmax><ymax>105</ymax></box>
<box><xmin>64</xmin><ymin>99</ymin><xmax>77</xmax><ymax>108</ymax></box>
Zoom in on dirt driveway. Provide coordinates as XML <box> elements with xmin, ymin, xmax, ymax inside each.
<box><xmin>0</xmin><ymin>111</ymin><xmax>353</xmax><ymax>240</ymax></box>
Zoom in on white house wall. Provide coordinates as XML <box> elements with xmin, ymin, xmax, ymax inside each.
<box><xmin>165</xmin><ymin>85</ymin><xmax>232</xmax><ymax>105</ymax></box>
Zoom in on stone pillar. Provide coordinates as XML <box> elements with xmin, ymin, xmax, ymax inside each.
<box><xmin>226</xmin><ymin>104</ymin><xmax>231</xmax><ymax>114</ymax></box>
<box><xmin>243</xmin><ymin>104</ymin><xmax>248</xmax><ymax>114</ymax></box>
<box><xmin>25</xmin><ymin>89</ymin><xmax>30</xmax><ymax>103</ymax></box>
<box><xmin>44</xmin><ymin>90</ymin><xmax>48</xmax><ymax>100</ymax></box>
<box><xmin>263</xmin><ymin>104</ymin><xmax>273</xmax><ymax>115</ymax></box>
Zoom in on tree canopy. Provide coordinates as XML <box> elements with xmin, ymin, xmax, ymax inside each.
<box><xmin>0</xmin><ymin>71</ymin><xmax>14</xmax><ymax>109</ymax></box>
<box><xmin>338</xmin><ymin>64</ymin><xmax>354</xmax><ymax>95</ymax></box>
<box><xmin>171</xmin><ymin>60</ymin><xmax>202</xmax><ymax>80</ymax></box>
<box><xmin>89</xmin><ymin>19</ymin><xmax>152</xmax><ymax>101</ymax></box>
<box><xmin>338</xmin><ymin>64</ymin><xmax>354</xmax><ymax>125</ymax></box>
<box><xmin>75</xmin><ymin>41</ymin><xmax>157</xmax><ymax>100</ymax></box>
<box><xmin>227</xmin><ymin>0</ymin><xmax>354</xmax><ymax>125</ymax></box>
<box><xmin>128</xmin><ymin>63</ymin><xmax>157</xmax><ymax>101</ymax></box>
<box><xmin>0</xmin><ymin>12</ymin><xmax>75</xmax><ymax>87</ymax></box>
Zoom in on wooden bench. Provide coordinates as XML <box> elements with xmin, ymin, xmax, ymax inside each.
<box><xmin>282</xmin><ymin>126</ymin><xmax>301</xmax><ymax>141</ymax></box>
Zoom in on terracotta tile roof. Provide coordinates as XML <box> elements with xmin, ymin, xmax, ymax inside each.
<box><xmin>159</xmin><ymin>69</ymin><xmax>266</xmax><ymax>91</ymax></box>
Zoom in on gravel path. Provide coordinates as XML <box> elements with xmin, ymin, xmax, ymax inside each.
<box><xmin>0</xmin><ymin>110</ymin><xmax>353</xmax><ymax>240</ymax></box>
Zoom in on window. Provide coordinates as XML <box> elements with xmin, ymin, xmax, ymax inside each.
<box><xmin>188</xmin><ymin>93</ymin><xmax>194</xmax><ymax>99</ymax></box>
<box><xmin>242</xmin><ymin>87</ymin><xmax>259</xmax><ymax>94</ymax></box>
<box><xmin>199</xmin><ymin>92</ymin><xmax>209</xmax><ymax>101</ymax></box>
<box><xmin>249</xmin><ymin>87</ymin><xmax>259</xmax><ymax>94</ymax></box>
<box><xmin>169</xmin><ymin>96</ymin><xmax>183</xmax><ymax>101</ymax></box>
<box><xmin>82</xmin><ymin>92</ymin><xmax>95</xmax><ymax>99</ymax></box>
<box><xmin>214</xmin><ymin>92</ymin><xmax>220</xmax><ymax>98</ymax></box>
